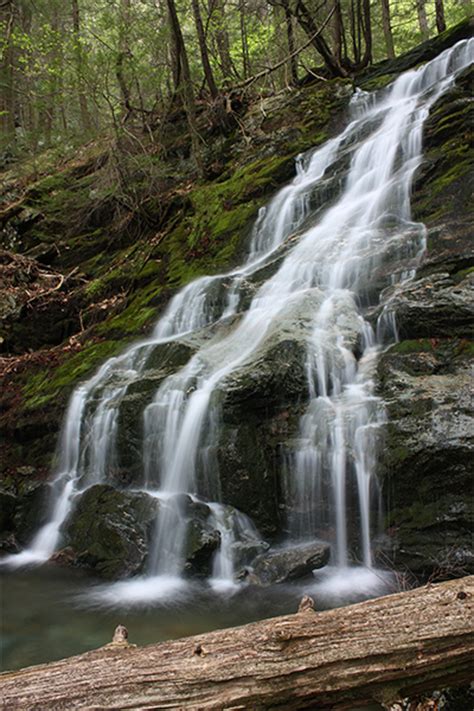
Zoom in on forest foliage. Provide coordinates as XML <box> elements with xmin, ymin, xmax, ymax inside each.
<box><xmin>0</xmin><ymin>0</ymin><xmax>470</xmax><ymax>167</ymax></box>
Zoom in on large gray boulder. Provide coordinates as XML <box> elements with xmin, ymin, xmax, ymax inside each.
<box><xmin>248</xmin><ymin>542</ymin><xmax>331</xmax><ymax>586</ymax></box>
<box><xmin>63</xmin><ymin>485</ymin><xmax>159</xmax><ymax>579</ymax></box>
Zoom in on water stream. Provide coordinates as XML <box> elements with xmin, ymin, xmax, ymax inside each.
<box><xmin>2</xmin><ymin>39</ymin><xmax>473</xmax><ymax>604</ymax></box>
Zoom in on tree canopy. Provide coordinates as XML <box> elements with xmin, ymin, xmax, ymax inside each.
<box><xmin>0</xmin><ymin>0</ymin><xmax>470</xmax><ymax>162</ymax></box>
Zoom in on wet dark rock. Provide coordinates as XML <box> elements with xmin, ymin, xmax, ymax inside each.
<box><xmin>221</xmin><ymin>339</ymin><xmax>308</xmax><ymax>414</ymax></box>
<box><xmin>249</xmin><ymin>542</ymin><xmax>330</xmax><ymax>586</ymax></box>
<box><xmin>153</xmin><ymin>495</ymin><xmax>222</xmax><ymax>578</ymax></box>
<box><xmin>49</xmin><ymin>546</ymin><xmax>77</xmax><ymax>567</ymax></box>
<box><xmin>378</xmin><ymin>341</ymin><xmax>473</xmax><ymax>577</ymax></box>
<box><xmin>0</xmin><ymin>490</ymin><xmax>16</xmax><ymax>530</ymax></box>
<box><xmin>13</xmin><ymin>481</ymin><xmax>50</xmax><ymax>545</ymax></box>
<box><xmin>184</xmin><ymin>525</ymin><xmax>221</xmax><ymax>578</ymax></box>
<box><xmin>64</xmin><ymin>484</ymin><xmax>159</xmax><ymax>579</ymax></box>
<box><xmin>380</xmin><ymin>272</ymin><xmax>473</xmax><ymax>340</ymax></box>
<box><xmin>0</xmin><ymin>532</ymin><xmax>20</xmax><ymax>554</ymax></box>
<box><xmin>112</xmin><ymin>339</ymin><xmax>196</xmax><ymax>481</ymax></box>
<box><xmin>215</xmin><ymin>419</ymin><xmax>281</xmax><ymax>537</ymax></box>
<box><xmin>375</xmin><ymin>58</ymin><xmax>474</xmax><ymax>579</ymax></box>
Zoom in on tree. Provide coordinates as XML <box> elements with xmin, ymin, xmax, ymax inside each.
<box><xmin>71</xmin><ymin>0</ymin><xmax>93</xmax><ymax>133</ymax></box>
<box><xmin>435</xmin><ymin>0</ymin><xmax>447</xmax><ymax>34</ymax></box>
<box><xmin>282</xmin><ymin>0</ymin><xmax>298</xmax><ymax>84</ymax></box>
<box><xmin>416</xmin><ymin>0</ymin><xmax>430</xmax><ymax>41</ymax></box>
<box><xmin>380</xmin><ymin>0</ymin><xmax>395</xmax><ymax>59</ymax></box>
<box><xmin>208</xmin><ymin>0</ymin><xmax>235</xmax><ymax>80</ymax></box>
<box><xmin>191</xmin><ymin>0</ymin><xmax>219</xmax><ymax>97</ymax></box>
<box><xmin>165</xmin><ymin>0</ymin><xmax>203</xmax><ymax>172</ymax></box>
<box><xmin>0</xmin><ymin>0</ymin><xmax>16</xmax><ymax>150</ymax></box>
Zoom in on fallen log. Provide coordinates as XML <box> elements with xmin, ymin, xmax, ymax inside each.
<box><xmin>1</xmin><ymin>576</ymin><xmax>472</xmax><ymax>710</ymax></box>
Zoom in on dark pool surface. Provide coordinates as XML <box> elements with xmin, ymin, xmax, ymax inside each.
<box><xmin>1</xmin><ymin>565</ymin><xmax>395</xmax><ymax>672</ymax></box>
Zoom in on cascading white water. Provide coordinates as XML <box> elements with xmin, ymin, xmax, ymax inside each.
<box><xmin>3</xmin><ymin>40</ymin><xmax>472</xmax><ymax>593</ymax></box>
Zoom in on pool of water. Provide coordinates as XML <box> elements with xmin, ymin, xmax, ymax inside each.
<box><xmin>1</xmin><ymin>565</ymin><xmax>395</xmax><ymax>672</ymax></box>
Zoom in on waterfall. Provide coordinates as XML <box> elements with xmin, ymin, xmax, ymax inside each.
<box><xmin>3</xmin><ymin>39</ymin><xmax>472</xmax><ymax>590</ymax></box>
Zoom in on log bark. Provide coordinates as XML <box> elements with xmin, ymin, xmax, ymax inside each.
<box><xmin>1</xmin><ymin>576</ymin><xmax>473</xmax><ymax>710</ymax></box>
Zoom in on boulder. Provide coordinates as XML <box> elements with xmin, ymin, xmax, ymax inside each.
<box><xmin>379</xmin><ymin>272</ymin><xmax>473</xmax><ymax>341</ymax></box>
<box><xmin>184</xmin><ymin>524</ymin><xmax>221</xmax><ymax>578</ymax></box>
<box><xmin>64</xmin><ymin>484</ymin><xmax>159</xmax><ymax>579</ymax></box>
<box><xmin>0</xmin><ymin>532</ymin><xmax>20</xmax><ymax>554</ymax></box>
<box><xmin>249</xmin><ymin>542</ymin><xmax>331</xmax><ymax>585</ymax></box>
<box><xmin>0</xmin><ymin>489</ymin><xmax>16</xmax><ymax>531</ymax></box>
<box><xmin>13</xmin><ymin>481</ymin><xmax>50</xmax><ymax>545</ymax></box>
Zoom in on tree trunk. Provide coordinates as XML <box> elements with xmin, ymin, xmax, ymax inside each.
<box><xmin>416</xmin><ymin>0</ymin><xmax>430</xmax><ymax>41</ymax></box>
<box><xmin>209</xmin><ymin>0</ymin><xmax>234</xmax><ymax>80</ymax></box>
<box><xmin>290</xmin><ymin>0</ymin><xmax>347</xmax><ymax>76</ymax></box>
<box><xmin>360</xmin><ymin>0</ymin><xmax>372</xmax><ymax>67</ymax></box>
<box><xmin>191</xmin><ymin>0</ymin><xmax>219</xmax><ymax>97</ymax></box>
<box><xmin>116</xmin><ymin>0</ymin><xmax>133</xmax><ymax>122</ymax></box>
<box><xmin>71</xmin><ymin>0</ymin><xmax>93</xmax><ymax>133</ymax></box>
<box><xmin>332</xmin><ymin>0</ymin><xmax>344</xmax><ymax>66</ymax></box>
<box><xmin>282</xmin><ymin>0</ymin><xmax>298</xmax><ymax>84</ymax></box>
<box><xmin>239</xmin><ymin>0</ymin><xmax>250</xmax><ymax>78</ymax></box>
<box><xmin>166</xmin><ymin>0</ymin><xmax>203</xmax><ymax>174</ymax></box>
<box><xmin>435</xmin><ymin>0</ymin><xmax>446</xmax><ymax>34</ymax></box>
<box><xmin>380</xmin><ymin>0</ymin><xmax>395</xmax><ymax>59</ymax></box>
<box><xmin>1</xmin><ymin>576</ymin><xmax>473</xmax><ymax>710</ymax></box>
<box><xmin>0</xmin><ymin>0</ymin><xmax>16</xmax><ymax>150</ymax></box>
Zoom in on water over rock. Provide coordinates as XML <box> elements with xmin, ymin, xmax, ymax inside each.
<box><xmin>2</xmin><ymin>35</ymin><xmax>472</xmax><ymax>592</ymax></box>
<box><xmin>219</xmin><ymin>289</ymin><xmax>323</xmax><ymax>414</ymax></box>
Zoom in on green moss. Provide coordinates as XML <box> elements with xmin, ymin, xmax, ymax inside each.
<box><xmin>95</xmin><ymin>282</ymin><xmax>160</xmax><ymax>337</ymax></box>
<box><xmin>390</xmin><ymin>444</ymin><xmax>411</xmax><ymax>463</ymax></box>
<box><xmin>357</xmin><ymin>74</ymin><xmax>394</xmax><ymax>92</ymax></box>
<box><xmin>453</xmin><ymin>266</ymin><xmax>474</xmax><ymax>281</ymax></box>
<box><xmin>456</xmin><ymin>339</ymin><xmax>474</xmax><ymax>357</ymax></box>
<box><xmin>390</xmin><ymin>339</ymin><xmax>435</xmax><ymax>354</ymax></box>
<box><xmin>387</xmin><ymin>495</ymin><xmax>474</xmax><ymax>530</ymax></box>
<box><xmin>163</xmin><ymin>154</ymin><xmax>295</xmax><ymax>288</ymax></box>
<box><xmin>413</xmin><ymin>70</ymin><xmax>473</xmax><ymax>225</ymax></box>
<box><xmin>23</xmin><ymin>340</ymin><xmax>125</xmax><ymax>410</ymax></box>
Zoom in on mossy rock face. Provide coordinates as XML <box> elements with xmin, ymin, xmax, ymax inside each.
<box><xmin>380</xmin><ymin>272</ymin><xmax>474</xmax><ymax>341</ymax></box>
<box><xmin>375</xmin><ymin>52</ymin><xmax>474</xmax><ymax>580</ymax></box>
<box><xmin>377</xmin><ymin>340</ymin><xmax>473</xmax><ymax>577</ymax></box>
<box><xmin>412</xmin><ymin>64</ymin><xmax>474</xmax><ymax>231</ymax></box>
<box><xmin>385</xmin><ymin>497</ymin><xmax>474</xmax><ymax>576</ymax></box>
<box><xmin>64</xmin><ymin>484</ymin><xmax>159</xmax><ymax>579</ymax></box>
